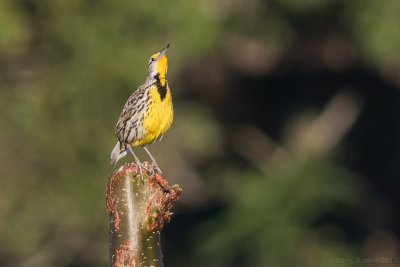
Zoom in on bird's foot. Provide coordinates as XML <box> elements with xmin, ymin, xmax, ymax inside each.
<box><xmin>135</xmin><ymin>162</ymin><xmax>145</xmax><ymax>184</ymax></box>
<box><xmin>146</xmin><ymin>162</ymin><xmax>168</xmax><ymax>192</ymax></box>
<box><xmin>150</xmin><ymin>161</ymin><xmax>163</xmax><ymax>176</ymax></box>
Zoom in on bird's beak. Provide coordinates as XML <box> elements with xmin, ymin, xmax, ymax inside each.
<box><xmin>158</xmin><ymin>44</ymin><xmax>170</xmax><ymax>59</ymax></box>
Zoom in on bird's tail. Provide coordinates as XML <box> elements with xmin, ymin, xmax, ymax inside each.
<box><xmin>110</xmin><ymin>141</ymin><xmax>128</xmax><ymax>165</ymax></box>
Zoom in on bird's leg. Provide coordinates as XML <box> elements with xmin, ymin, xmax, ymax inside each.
<box><xmin>127</xmin><ymin>145</ymin><xmax>144</xmax><ymax>183</ymax></box>
<box><xmin>143</xmin><ymin>147</ymin><xmax>163</xmax><ymax>175</ymax></box>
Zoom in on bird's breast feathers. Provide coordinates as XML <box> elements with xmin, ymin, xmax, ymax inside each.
<box><xmin>135</xmin><ymin>84</ymin><xmax>173</xmax><ymax>146</ymax></box>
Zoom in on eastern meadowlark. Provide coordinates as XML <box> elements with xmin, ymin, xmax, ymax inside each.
<box><xmin>111</xmin><ymin>44</ymin><xmax>173</xmax><ymax>180</ymax></box>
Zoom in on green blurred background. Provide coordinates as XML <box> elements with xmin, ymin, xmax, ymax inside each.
<box><xmin>1</xmin><ymin>0</ymin><xmax>400</xmax><ymax>266</ymax></box>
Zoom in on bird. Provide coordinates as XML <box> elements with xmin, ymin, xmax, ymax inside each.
<box><xmin>111</xmin><ymin>44</ymin><xmax>173</xmax><ymax>181</ymax></box>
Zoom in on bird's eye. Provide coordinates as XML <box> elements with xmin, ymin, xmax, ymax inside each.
<box><xmin>148</xmin><ymin>58</ymin><xmax>155</xmax><ymax>65</ymax></box>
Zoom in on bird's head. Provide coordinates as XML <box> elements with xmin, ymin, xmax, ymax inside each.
<box><xmin>148</xmin><ymin>44</ymin><xmax>169</xmax><ymax>80</ymax></box>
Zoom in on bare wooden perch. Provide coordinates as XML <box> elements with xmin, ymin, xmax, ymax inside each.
<box><xmin>106</xmin><ymin>163</ymin><xmax>182</xmax><ymax>267</ymax></box>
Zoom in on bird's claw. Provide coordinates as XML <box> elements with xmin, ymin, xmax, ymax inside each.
<box><xmin>150</xmin><ymin>162</ymin><xmax>163</xmax><ymax>176</ymax></box>
<box><xmin>135</xmin><ymin>163</ymin><xmax>145</xmax><ymax>184</ymax></box>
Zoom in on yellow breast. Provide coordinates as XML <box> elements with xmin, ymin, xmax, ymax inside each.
<box><xmin>135</xmin><ymin>84</ymin><xmax>173</xmax><ymax>146</ymax></box>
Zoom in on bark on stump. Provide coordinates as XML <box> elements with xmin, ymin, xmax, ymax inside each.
<box><xmin>106</xmin><ymin>162</ymin><xmax>182</xmax><ymax>267</ymax></box>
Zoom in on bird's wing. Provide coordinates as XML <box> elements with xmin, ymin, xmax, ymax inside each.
<box><xmin>115</xmin><ymin>85</ymin><xmax>148</xmax><ymax>144</ymax></box>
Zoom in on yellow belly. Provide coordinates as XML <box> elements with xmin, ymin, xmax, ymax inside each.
<box><xmin>134</xmin><ymin>85</ymin><xmax>173</xmax><ymax>146</ymax></box>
